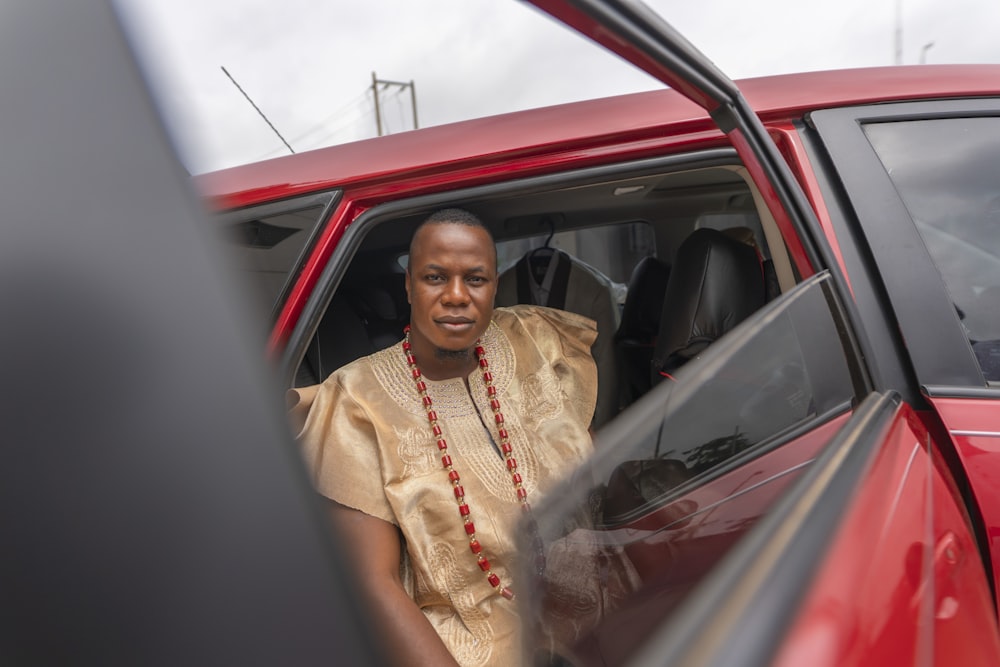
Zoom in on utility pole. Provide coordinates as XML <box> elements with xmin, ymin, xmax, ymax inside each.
<box><xmin>371</xmin><ymin>71</ymin><xmax>419</xmax><ymax>137</ymax></box>
<box><xmin>894</xmin><ymin>0</ymin><xmax>903</xmax><ymax>64</ymax></box>
<box><xmin>221</xmin><ymin>66</ymin><xmax>295</xmax><ymax>154</ymax></box>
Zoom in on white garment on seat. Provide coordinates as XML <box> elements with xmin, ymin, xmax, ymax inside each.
<box><xmin>496</xmin><ymin>249</ymin><xmax>621</xmax><ymax>428</ymax></box>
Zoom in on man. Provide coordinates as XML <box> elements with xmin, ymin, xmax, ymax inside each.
<box><xmin>298</xmin><ymin>208</ymin><xmax>597</xmax><ymax>666</ymax></box>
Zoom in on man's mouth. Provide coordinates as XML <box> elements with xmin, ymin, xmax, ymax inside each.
<box><xmin>436</xmin><ymin>317</ymin><xmax>474</xmax><ymax>330</ymax></box>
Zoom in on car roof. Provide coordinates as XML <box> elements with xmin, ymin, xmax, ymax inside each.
<box><xmin>197</xmin><ymin>65</ymin><xmax>1000</xmax><ymax>209</ymax></box>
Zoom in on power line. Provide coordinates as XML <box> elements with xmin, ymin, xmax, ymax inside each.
<box><xmin>287</xmin><ymin>90</ymin><xmax>373</xmax><ymax>146</ymax></box>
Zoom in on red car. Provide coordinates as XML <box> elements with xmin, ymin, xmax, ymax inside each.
<box><xmin>182</xmin><ymin>1</ymin><xmax>1000</xmax><ymax>665</ymax></box>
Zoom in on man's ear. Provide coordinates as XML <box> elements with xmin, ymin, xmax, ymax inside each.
<box><xmin>404</xmin><ymin>269</ymin><xmax>411</xmax><ymax>304</ymax></box>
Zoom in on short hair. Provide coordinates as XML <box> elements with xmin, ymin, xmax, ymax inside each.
<box><xmin>408</xmin><ymin>208</ymin><xmax>497</xmax><ymax>271</ymax></box>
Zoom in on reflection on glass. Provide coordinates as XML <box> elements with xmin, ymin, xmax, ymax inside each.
<box><xmin>864</xmin><ymin>117</ymin><xmax>1000</xmax><ymax>381</ymax></box>
<box><xmin>523</xmin><ymin>274</ymin><xmax>855</xmax><ymax>666</ymax></box>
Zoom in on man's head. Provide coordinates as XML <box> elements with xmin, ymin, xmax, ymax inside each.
<box><xmin>405</xmin><ymin>209</ymin><xmax>498</xmax><ymax>374</ymax></box>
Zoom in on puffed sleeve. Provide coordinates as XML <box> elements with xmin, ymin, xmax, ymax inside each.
<box><xmin>298</xmin><ymin>374</ymin><xmax>397</xmax><ymax>525</ymax></box>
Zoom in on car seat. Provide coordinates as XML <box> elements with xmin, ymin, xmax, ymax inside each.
<box><xmin>650</xmin><ymin>227</ymin><xmax>766</xmax><ymax>385</ymax></box>
<box><xmin>613</xmin><ymin>255</ymin><xmax>671</xmax><ymax>404</ymax></box>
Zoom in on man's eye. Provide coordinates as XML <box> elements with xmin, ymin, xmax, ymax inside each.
<box><xmin>467</xmin><ymin>276</ymin><xmax>486</xmax><ymax>285</ymax></box>
<box><xmin>425</xmin><ymin>274</ymin><xmax>444</xmax><ymax>282</ymax></box>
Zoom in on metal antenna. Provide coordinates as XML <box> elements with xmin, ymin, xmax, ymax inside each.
<box><xmin>221</xmin><ymin>66</ymin><xmax>295</xmax><ymax>155</ymax></box>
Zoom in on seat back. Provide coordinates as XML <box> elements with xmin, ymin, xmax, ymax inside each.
<box><xmin>614</xmin><ymin>256</ymin><xmax>671</xmax><ymax>403</ymax></box>
<box><xmin>651</xmin><ymin>228</ymin><xmax>765</xmax><ymax>383</ymax></box>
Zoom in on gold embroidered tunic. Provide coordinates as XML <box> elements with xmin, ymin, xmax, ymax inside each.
<box><xmin>299</xmin><ymin>305</ymin><xmax>597</xmax><ymax>666</ymax></box>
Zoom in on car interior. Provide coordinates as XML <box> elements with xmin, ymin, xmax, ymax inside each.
<box><xmin>277</xmin><ymin>159</ymin><xmax>799</xmax><ymax>422</ymax></box>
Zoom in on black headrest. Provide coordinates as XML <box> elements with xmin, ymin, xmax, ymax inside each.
<box><xmin>615</xmin><ymin>256</ymin><xmax>671</xmax><ymax>343</ymax></box>
<box><xmin>652</xmin><ymin>228</ymin><xmax>765</xmax><ymax>375</ymax></box>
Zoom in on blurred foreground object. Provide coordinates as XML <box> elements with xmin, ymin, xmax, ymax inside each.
<box><xmin>0</xmin><ymin>2</ymin><xmax>381</xmax><ymax>664</ymax></box>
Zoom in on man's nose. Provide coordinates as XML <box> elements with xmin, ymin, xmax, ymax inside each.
<box><xmin>442</xmin><ymin>277</ymin><xmax>470</xmax><ymax>305</ymax></box>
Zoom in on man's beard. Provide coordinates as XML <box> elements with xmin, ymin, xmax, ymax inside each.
<box><xmin>434</xmin><ymin>347</ymin><xmax>473</xmax><ymax>363</ymax></box>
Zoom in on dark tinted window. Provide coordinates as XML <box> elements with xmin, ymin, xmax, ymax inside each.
<box><xmin>524</xmin><ymin>273</ymin><xmax>856</xmax><ymax>666</ymax></box>
<box><xmin>864</xmin><ymin>117</ymin><xmax>1000</xmax><ymax>382</ymax></box>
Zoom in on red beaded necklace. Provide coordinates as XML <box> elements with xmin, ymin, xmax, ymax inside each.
<box><xmin>402</xmin><ymin>324</ymin><xmax>528</xmax><ymax>601</ymax></box>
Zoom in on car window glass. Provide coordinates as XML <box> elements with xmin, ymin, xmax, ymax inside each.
<box><xmin>218</xmin><ymin>201</ymin><xmax>330</xmax><ymax>323</ymax></box>
<box><xmin>863</xmin><ymin>117</ymin><xmax>1000</xmax><ymax>382</ymax></box>
<box><xmin>525</xmin><ymin>272</ymin><xmax>856</xmax><ymax>665</ymax></box>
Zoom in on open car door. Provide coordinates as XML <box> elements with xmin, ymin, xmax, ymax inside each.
<box><xmin>519</xmin><ymin>1</ymin><xmax>1000</xmax><ymax>664</ymax></box>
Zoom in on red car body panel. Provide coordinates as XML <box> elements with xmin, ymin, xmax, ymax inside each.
<box><xmin>196</xmin><ymin>66</ymin><xmax>1000</xmax><ymax>210</ymax></box>
<box><xmin>774</xmin><ymin>402</ymin><xmax>1000</xmax><ymax>667</ymax></box>
<box><xmin>926</xmin><ymin>396</ymin><xmax>1000</xmax><ymax>618</ymax></box>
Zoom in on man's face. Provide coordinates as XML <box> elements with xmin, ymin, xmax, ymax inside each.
<box><xmin>405</xmin><ymin>222</ymin><xmax>497</xmax><ymax>359</ymax></box>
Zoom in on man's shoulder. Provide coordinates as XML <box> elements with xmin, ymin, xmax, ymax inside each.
<box><xmin>494</xmin><ymin>304</ymin><xmax>597</xmax><ymax>336</ymax></box>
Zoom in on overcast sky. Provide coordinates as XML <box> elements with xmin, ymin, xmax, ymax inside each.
<box><xmin>115</xmin><ymin>0</ymin><xmax>1000</xmax><ymax>174</ymax></box>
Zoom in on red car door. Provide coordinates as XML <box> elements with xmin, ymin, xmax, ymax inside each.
<box><xmin>523</xmin><ymin>0</ymin><xmax>1000</xmax><ymax>663</ymax></box>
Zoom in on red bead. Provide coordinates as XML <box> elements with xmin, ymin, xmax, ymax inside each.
<box><xmin>402</xmin><ymin>339</ymin><xmax>411</xmax><ymax>351</ymax></box>
<box><xmin>516</xmin><ymin>488</ymin><xmax>528</xmax><ymax>501</ymax></box>
<box><xmin>411</xmin><ymin>368</ymin><xmax>421</xmax><ymax>379</ymax></box>
<box><xmin>479</xmin><ymin>358</ymin><xmax>489</xmax><ymax>369</ymax></box>
<box><xmin>454</xmin><ymin>486</ymin><xmax>464</xmax><ymax>499</ymax></box>
<box><xmin>487</xmin><ymin>573</ymin><xmax>500</xmax><ymax>587</ymax></box>
<box><xmin>415</xmin><ymin>380</ymin><xmax>426</xmax><ymax>392</ymax></box>
<box><xmin>500</xmin><ymin>587</ymin><xmax>515</xmax><ymax>600</ymax></box>
<box><xmin>403</xmin><ymin>325</ymin><xmax>411</xmax><ymax>334</ymax></box>
<box><xmin>464</xmin><ymin>521</ymin><xmax>476</xmax><ymax>536</ymax></box>
<box><xmin>490</xmin><ymin>399</ymin><xmax>501</xmax><ymax>411</ymax></box>
<box><xmin>427</xmin><ymin>411</ymin><xmax>438</xmax><ymax>423</ymax></box>
<box><xmin>475</xmin><ymin>346</ymin><xmax>485</xmax><ymax>356</ymax></box>
<box><xmin>459</xmin><ymin>504</ymin><xmax>470</xmax><ymax>517</ymax></box>
<box><xmin>487</xmin><ymin>386</ymin><xmax>497</xmax><ymax>397</ymax></box>
<box><xmin>432</xmin><ymin>424</ymin><xmax>442</xmax><ymax>436</ymax></box>
<box><xmin>511</xmin><ymin>473</ymin><xmax>522</xmax><ymax>485</ymax></box>
<box><xmin>506</xmin><ymin>458</ymin><xmax>517</xmax><ymax>471</ymax></box>
<box><xmin>501</xmin><ymin>443</ymin><xmax>512</xmax><ymax>454</ymax></box>
<box><xmin>469</xmin><ymin>539</ymin><xmax>482</xmax><ymax>554</ymax></box>
<box><xmin>448</xmin><ymin>470</ymin><xmax>460</xmax><ymax>482</ymax></box>
<box><xmin>422</xmin><ymin>396</ymin><xmax>433</xmax><ymax>407</ymax></box>
<box><xmin>478</xmin><ymin>558</ymin><xmax>491</xmax><ymax>572</ymax></box>
<box><xmin>437</xmin><ymin>439</ymin><xmax>448</xmax><ymax>450</ymax></box>
<box><xmin>498</xmin><ymin>428</ymin><xmax>508</xmax><ymax>440</ymax></box>
<box><xmin>406</xmin><ymin>354</ymin><xmax>416</xmax><ymax>365</ymax></box>
<box><xmin>495</xmin><ymin>413</ymin><xmax>504</xmax><ymax>425</ymax></box>
<box><xmin>441</xmin><ymin>455</ymin><xmax>452</xmax><ymax>468</ymax></box>
<box><xmin>483</xmin><ymin>372</ymin><xmax>493</xmax><ymax>382</ymax></box>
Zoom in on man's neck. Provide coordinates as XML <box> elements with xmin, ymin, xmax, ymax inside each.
<box><xmin>413</xmin><ymin>344</ymin><xmax>476</xmax><ymax>381</ymax></box>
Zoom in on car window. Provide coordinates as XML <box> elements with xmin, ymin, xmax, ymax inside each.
<box><xmin>863</xmin><ymin>117</ymin><xmax>1000</xmax><ymax>382</ymax></box>
<box><xmin>215</xmin><ymin>193</ymin><xmax>337</xmax><ymax>324</ymax></box>
<box><xmin>524</xmin><ymin>272</ymin><xmax>858</xmax><ymax>666</ymax></box>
